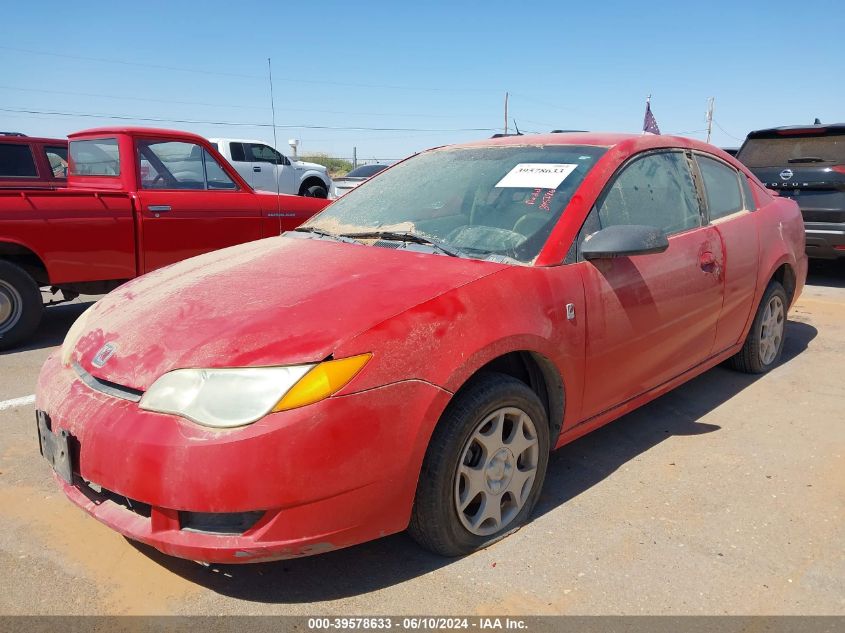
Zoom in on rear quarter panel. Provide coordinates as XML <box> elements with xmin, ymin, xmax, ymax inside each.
<box><xmin>752</xmin><ymin>194</ymin><xmax>807</xmax><ymax>315</ymax></box>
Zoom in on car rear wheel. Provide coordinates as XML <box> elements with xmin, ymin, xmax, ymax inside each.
<box><xmin>729</xmin><ymin>280</ymin><xmax>788</xmax><ymax>374</ymax></box>
<box><xmin>408</xmin><ymin>373</ymin><xmax>549</xmax><ymax>557</ymax></box>
<box><xmin>0</xmin><ymin>260</ymin><xmax>43</xmax><ymax>351</ymax></box>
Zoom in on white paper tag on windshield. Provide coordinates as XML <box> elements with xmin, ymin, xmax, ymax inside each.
<box><xmin>494</xmin><ymin>163</ymin><xmax>578</xmax><ymax>189</ymax></box>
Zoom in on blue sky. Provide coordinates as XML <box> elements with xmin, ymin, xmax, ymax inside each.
<box><xmin>2</xmin><ymin>0</ymin><xmax>842</xmax><ymax>160</ymax></box>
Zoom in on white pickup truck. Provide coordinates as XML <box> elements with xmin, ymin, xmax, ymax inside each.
<box><xmin>208</xmin><ymin>138</ymin><xmax>332</xmax><ymax>198</ymax></box>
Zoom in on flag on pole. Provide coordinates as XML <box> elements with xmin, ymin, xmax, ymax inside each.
<box><xmin>643</xmin><ymin>97</ymin><xmax>661</xmax><ymax>135</ymax></box>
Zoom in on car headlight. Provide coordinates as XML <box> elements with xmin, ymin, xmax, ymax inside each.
<box><xmin>139</xmin><ymin>354</ymin><xmax>372</xmax><ymax>429</ymax></box>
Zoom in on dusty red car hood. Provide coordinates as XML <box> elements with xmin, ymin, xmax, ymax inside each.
<box><xmin>71</xmin><ymin>235</ymin><xmax>506</xmax><ymax>391</ymax></box>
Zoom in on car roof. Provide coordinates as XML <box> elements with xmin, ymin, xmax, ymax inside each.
<box><xmin>746</xmin><ymin>123</ymin><xmax>845</xmax><ymax>138</ymax></box>
<box><xmin>68</xmin><ymin>127</ymin><xmax>211</xmax><ymax>143</ymax></box>
<box><xmin>207</xmin><ymin>138</ymin><xmax>269</xmax><ymax>145</ymax></box>
<box><xmin>0</xmin><ymin>135</ymin><xmax>67</xmax><ymax>145</ymax></box>
<box><xmin>447</xmin><ymin>131</ymin><xmax>728</xmax><ymax>155</ymax></box>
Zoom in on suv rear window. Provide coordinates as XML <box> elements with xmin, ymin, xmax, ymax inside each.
<box><xmin>737</xmin><ymin>134</ymin><xmax>845</xmax><ymax>167</ymax></box>
<box><xmin>0</xmin><ymin>144</ymin><xmax>38</xmax><ymax>178</ymax></box>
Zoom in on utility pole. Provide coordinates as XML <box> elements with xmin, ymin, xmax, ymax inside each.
<box><xmin>353</xmin><ymin>146</ymin><xmax>357</xmax><ymax>169</ymax></box>
<box><xmin>504</xmin><ymin>92</ymin><xmax>509</xmax><ymax>136</ymax></box>
<box><xmin>705</xmin><ymin>97</ymin><xmax>715</xmax><ymax>144</ymax></box>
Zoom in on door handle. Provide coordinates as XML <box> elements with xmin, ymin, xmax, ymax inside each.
<box><xmin>148</xmin><ymin>205</ymin><xmax>171</xmax><ymax>212</ymax></box>
<box><xmin>253</xmin><ymin>166</ymin><xmax>262</xmax><ymax>172</ymax></box>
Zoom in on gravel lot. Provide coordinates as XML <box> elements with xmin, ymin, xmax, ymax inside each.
<box><xmin>1</xmin><ymin>262</ymin><xmax>843</xmax><ymax>616</ymax></box>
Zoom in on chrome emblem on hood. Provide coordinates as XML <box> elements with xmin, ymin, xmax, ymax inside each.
<box><xmin>780</xmin><ymin>169</ymin><xmax>794</xmax><ymax>181</ymax></box>
<box><xmin>92</xmin><ymin>343</ymin><xmax>116</xmax><ymax>368</ymax></box>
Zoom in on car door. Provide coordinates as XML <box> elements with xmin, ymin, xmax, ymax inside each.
<box><xmin>135</xmin><ymin>139</ymin><xmax>263</xmax><ymax>273</ymax></box>
<box><xmin>577</xmin><ymin>150</ymin><xmax>725</xmax><ymax>419</ymax></box>
<box><xmin>245</xmin><ymin>143</ymin><xmax>297</xmax><ymax>194</ymax></box>
<box><xmin>694</xmin><ymin>153</ymin><xmax>760</xmax><ymax>352</ymax></box>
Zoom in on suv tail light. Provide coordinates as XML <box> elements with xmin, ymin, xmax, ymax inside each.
<box><xmin>831</xmin><ymin>165</ymin><xmax>845</xmax><ymax>175</ymax></box>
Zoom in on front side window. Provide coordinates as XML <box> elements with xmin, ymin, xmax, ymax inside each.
<box><xmin>696</xmin><ymin>155</ymin><xmax>743</xmax><ymax>220</ymax></box>
<box><xmin>69</xmin><ymin>138</ymin><xmax>120</xmax><ymax>176</ymax></box>
<box><xmin>44</xmin><ymin>146</ymin><xmax>68</xmax><ymax>178</ymax></box>
<box><xmin>304</xmin><ymin>144</ymin><xmax>607</xmax><ymax>263</ymax></box>
<box><xmin>0</xmin><ymin>144</ymin><xmax>37</xmax><ymax>177</ymax></box>
<box><xmin>247</xmin><ymin>143</ymin><xmax>283</xmax><ymax>165</ymax></box>
<box><xmin>596</xmin><ymin>151</ymin><xmax>701</xmax><ymax>235</ymax></box>
<box><xmin>138</xmin><ymin>141</ymin><xmax>236</xmax><ymax>190</ymax></box>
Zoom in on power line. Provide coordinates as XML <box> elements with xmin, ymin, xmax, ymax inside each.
<box><xmin>712</xmin><ymin>120</ymin><xmax>745</xmax><ymax>141</ymax></box>
<box><xmin>0</xmin><ymin>84</ymin><xmax>484</xmax><ymax>120</ymax></box>
<box><xmin>0</xmin><ymin>45</ymin><xmax>500</xmax><ymax>94</ymax></box>
<box><xmin>0</xmin><ymin>106</ymin><xmax>499</xmax><ymax>133</ymax></box>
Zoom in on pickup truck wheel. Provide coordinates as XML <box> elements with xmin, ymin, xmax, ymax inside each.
<box><xmin>0</xmin><ymin>261</ymin><xmax>43</xmax><ymax>351</ymax></box>
<box><xmin>408</xmin><ymin>373</ymin><xmax>549</xmax><ymax>557</ymax></box>
<box><xmin>301</xmin><ymin>184</ymin><xmax>328</xmax><ymax>198</ymax></box>
<box><xmin>729</xmin><ymin>280</ymin><xmax>788</xmax><ymax>374</ymax></box>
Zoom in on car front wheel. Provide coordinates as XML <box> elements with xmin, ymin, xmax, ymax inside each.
<box><xmin>408</xmin><ymin>373</ymin><xmax>550</xmax><ymax>557</ymax></box>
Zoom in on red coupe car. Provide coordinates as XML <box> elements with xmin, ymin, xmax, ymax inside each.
<box><xmin>36</xmin><ymin>132</ymin><xmax>807</xmax><ymax>563</ymax></box>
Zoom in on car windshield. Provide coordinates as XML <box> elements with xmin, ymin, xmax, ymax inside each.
<box><xmin>304</xmin><ymin>144</ymin><xmax>606</xmax><ymax>263</ymax></box>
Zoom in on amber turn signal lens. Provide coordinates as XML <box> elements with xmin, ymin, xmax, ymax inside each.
<box><xmin>273</xmin><ymin>353</ymin><xmax>372</xmax><ymax>412</ymax></box>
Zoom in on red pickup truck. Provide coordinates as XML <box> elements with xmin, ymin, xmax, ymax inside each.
<box><xmin>0</xmin><ymin>127</ymin><xmax>330</xmax><ymax>350</ymax></box>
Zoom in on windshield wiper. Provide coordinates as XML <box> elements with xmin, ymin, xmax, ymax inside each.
<box><xmin>787</xmin><ymin>156</ymin><xmax>825</xmax><ymax>163</ymax></box>
<box><xmin>293</xmin><ymin>226</ymin><xmax>359</xmax><ymax>243</ymax></box>
<box><xmin>339</xmin><ymin>230</ymin><xmax>462</xmax><ymax>258</ymax></box>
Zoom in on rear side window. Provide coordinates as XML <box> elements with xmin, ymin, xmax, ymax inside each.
<box><xmin>596</xmin><ymin>151</ymin><xmax>701</xmax><ymax>235</ymax></box>
<box><xmin>70</xmin><ymin>138</ymin><xmax>120</xmax><ymax>176</ymax></box>
<box><xmin>696</xmin><ymin>155</ymin><xmax>743</xmax><ymax>219</ymax></box>
<box><xmin>44</xmin><ymin>146</ymin><xmax>68</xmax><ymax>178</ymax></box>
<box><xmin>0</xmin><ymin>144</ymin><xmax>38</xmax><ymax>177</ymax></box>
<box><xmin>229</xmin><ymin>143</ymin><xmax>246</xmax><ymax>162</ymax></box>
<box><xmin>737</xmin><ymin>134</ymin><xmax>845</xmax><ymax>167</ymax></box>
<box><xmin>740</xmin><ymin>176</ymin><xmax>757</xmax><ymax>211</ymax></box>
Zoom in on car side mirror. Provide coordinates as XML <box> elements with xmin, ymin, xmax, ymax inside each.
<box><xmin>581</xmin><ymin>224</ymin><xmax>669</xmax><ymax>260</ymax></box>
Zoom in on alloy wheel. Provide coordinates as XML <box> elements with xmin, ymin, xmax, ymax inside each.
<box><xmin>454</xmin><ymin>407</ymin><xmax>540</xmax><ymax>536</ymax></box>
<box><xmin>759</xmin><ymin>294</ymin><xmax>785</xmax><ymax>365</ymax></box>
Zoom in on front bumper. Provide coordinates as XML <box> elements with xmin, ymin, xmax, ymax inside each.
<box><xmin>36</xmin><ymin>354</ymin><xmax>450</xmax><ymax>563</ymax></box>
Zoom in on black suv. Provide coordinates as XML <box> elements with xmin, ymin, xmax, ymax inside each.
<box><xmin>736</xmin><ymin>123</ymin><xmax>845</xmax><ymax>259</ymax></box>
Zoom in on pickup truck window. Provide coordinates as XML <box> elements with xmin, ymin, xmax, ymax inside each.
<box><xmin>0</xmin><ymin>144</ymin><xmax>38</xmax><ymax>178</ymax></box>
<box><xmin>230</xmin><ymin>143</ymin><xmax>246</xmax><ymax>162</ymax></box>
<box><xmin>70</xmin><ymin>138</ymin><xmax>120</xmax><ymax>176</ymax></box>
<box><xmin>246</xmin><ymin>143</ymin><xmax>290</xmax><ymax>166</ymax></box>
<box><xmin>44</xmin><ymin>146</ymin><xmax>68</xmax><ymax>178</ymax></box>
<box><xmin>138</xmin><ymin>140</ymin><xmax>236</xmax><ymax>191</ymax></box>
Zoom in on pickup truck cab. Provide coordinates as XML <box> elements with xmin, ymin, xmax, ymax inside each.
<box><xmin>0</xmin><ymin>134</ymin><xmax>68</xmax><ymax>189</ymax></box>
<box><xmin>0</xmin><ymin>127</ymin><xmax>329</xmax><ymax>349</ymax></box>
<box><xmin>208</xmin><ymin>138</ymin><xmax>332</xmax><ymax>198</ymax></box>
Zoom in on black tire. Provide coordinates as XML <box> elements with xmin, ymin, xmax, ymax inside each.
<box><xmin>408</xmin><ymin>372</ymin><xmax>550</xmax><ymax>557</ymax></box>
<box><xmin>0</xmin><ymin>260</ymin><xmax>43</xmax><ymax>351</ymax></box>
<box><xmin>729</xmin><ymin>280</ymin><xmax>788</xmax><ymax>374</ymax></box>
<box><xmin>301</xmin><ymin>184</ymin><xmax>328</xmax><ymax>198</ymax></box>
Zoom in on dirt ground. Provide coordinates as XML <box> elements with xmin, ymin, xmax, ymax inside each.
<box><xmin>0</xmin><ymin>261</ymin><xmax>842</xmax><ymax>616</ymax></box>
